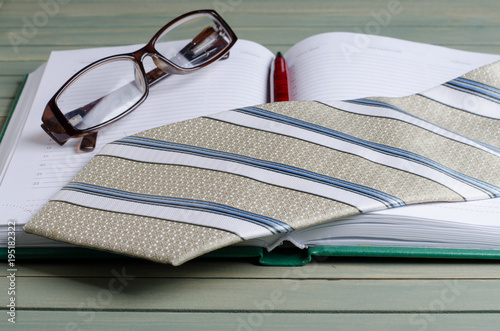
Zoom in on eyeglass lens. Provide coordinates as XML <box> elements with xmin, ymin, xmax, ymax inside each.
<box><xmin>55</xmin><ymin>13</ymin><xmax>231</xmax><ymax>132</ymax></box>
<box><xmin>155</xmin><ymin>14</ymin><xmax>231</xmax><ymax>69</ymax></box>
<box><xmin>56</xmin><ymin>59</ymin><xmax>147</xmax><ymax>131</ymax></box>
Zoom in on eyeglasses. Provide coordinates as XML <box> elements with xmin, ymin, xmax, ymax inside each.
<box><xmin>41</xmin><ymin>9</ymin><xmax>237</xmax><ymax>152</ymax></box>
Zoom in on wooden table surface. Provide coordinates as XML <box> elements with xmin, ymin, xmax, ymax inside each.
<box><xmin>1</xmin><ymin>0</ymin><xmax>500</xmax><ymax>330</ymax></box>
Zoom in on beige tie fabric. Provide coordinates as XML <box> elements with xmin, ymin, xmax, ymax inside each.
<box><xmin>24</xmin><ymin>62</ymin><xmax>500</xmax><ymax>265</ymax></box>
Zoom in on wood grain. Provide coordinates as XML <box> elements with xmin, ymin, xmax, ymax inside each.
<box><xmin>2</xmin><ymin>311</ymin><xmax>500</xmax><ymax>331</ymax></box>
<box><xmin>2</xmin><ymin>276</ymin><xmax>499</xmax><ymax>311</ymax></box>
<box><xmin>2</xmin><ymin>259</ymin><xmax>500</xmax><ymax>279</ymax></box>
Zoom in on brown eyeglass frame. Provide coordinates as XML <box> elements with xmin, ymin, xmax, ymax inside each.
<box><xmin>41</xmin><ymin>9</ymin><xmax>237</xmax><ymax>152</ymax></box>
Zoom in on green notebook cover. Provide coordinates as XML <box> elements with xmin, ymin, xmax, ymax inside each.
<box><xmin>2</xmin><ymin>78</ymin><xmax>500</xmax><ymax>266</ymax></box>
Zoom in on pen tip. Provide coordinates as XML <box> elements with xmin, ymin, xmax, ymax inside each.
<box><xmin>276</xmin><ymin>51</ymin><xmax>283</xmax><ymax>58</ymax></box>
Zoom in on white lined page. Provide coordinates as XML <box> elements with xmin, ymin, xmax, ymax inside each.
<box><xmin>285</xmin><ymin>32</ymin><xmax>500</xmax><ymax>101</ymax></box>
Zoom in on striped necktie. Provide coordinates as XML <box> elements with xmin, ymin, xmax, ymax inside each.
<box><xmin>24</xmin><ymin>61</ymin><xmax>500</xmax><ymax>265</ymax></box>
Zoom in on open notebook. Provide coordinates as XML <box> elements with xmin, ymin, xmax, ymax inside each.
<box><xmin>1</xmin><ymin>32</ymin><xmax>500</xmax><ymax>264</ymax></box>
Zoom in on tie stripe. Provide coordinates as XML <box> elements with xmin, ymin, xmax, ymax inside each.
<box><xmin>237</xmin><ymin>106</ymin><xmax>500</xmax><ymax>197</ymax></box>
<box><xmin>113</xmin><ymin>136</ymin><xmax>406</xmax><ymax>208</ymax></box>
<box><xmin>339</xmin><ymin>98</ymin><xmax>499</xmax><ymax>150</ymax></box>
<box><xmin>56</xmin><ymin>182</ymin><xmax>293</xmax><ymax>237</ymax></box>
<box><xmin>209</xmin><ymin>106</ymin><xmax>499</xmax><ymax>199</ymax></box>
<box><xmin>98</xmin><ymin>143</ymin><xmax>393</xmax><ymax>212</ymax></box>
<box><xmin>444</xmin><ymin>77</ymin><xmax>500</xmax><ymax>104</ymax></box>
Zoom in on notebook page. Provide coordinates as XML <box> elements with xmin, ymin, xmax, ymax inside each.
<box><xmin>0</xmin><ymin>40</ymin><xmax>274</xmax><ymax>227</ymax></box>
<box><xmin>287</xmin><ymin>214</ymin><xmax>500</xmax><ymax>250</ymax></box>
<box><xmin>285</xmin><ymin>32</ymin><xmax>500</xmax><ymax>101</ymax></box>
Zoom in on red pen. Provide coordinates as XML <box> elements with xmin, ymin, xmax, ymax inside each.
<box><xmin>270</xmin><ymin>52</ymin><xmax>292</xmax><ymax>102</ymax></box>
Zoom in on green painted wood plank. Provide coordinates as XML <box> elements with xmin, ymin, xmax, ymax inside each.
<box><xmin>2</xmin><ymin>276</ymin><xmax>498</xmax><ymax>311</ymax></box>
<box><xmin>1</xmin><ymin>10</ymin><xmax>500</xmax><ymax>29</ymax></box>
<box><xmin>2</xmin><ymin>26</ymin><xmax>500</xmax><ymax>48</ymax></box>
<box><xmin>3</xmin><ymin>259</ymin><xmax>500</xmax><ymax>279</ymax></box>
<box><xmin>2</xmin><ymin>311</ymin><xmax>500</xmax><ymax>331</ymax></box>
<box><xmin>0</xmin><ymin>61</ymin><xmax>43</xmax><ymax>75</ymax></box>
<box><xmin>0</xmin><ymin>98</ymin><xmax>13</xmax><ymax>116</ymax></box>
<box><xmin>0</xmin><ymin>117</ymin><xmax>6</xmax><ymax>131</ymax></box>
<box><xmin>1</xmin><ymin>0</ymin><xmax>499</xmax><ymax>21</ymax></box>
<box><xmin>0</xmin><ymin>76</ymin><xmax>24</xmax><ymax>98</ymax></box>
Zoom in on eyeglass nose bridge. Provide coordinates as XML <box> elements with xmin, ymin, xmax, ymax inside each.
<box><xmin>124</xmin><ymin>46</ymin><xmax>176</xmax><ymax>87</ymax></box>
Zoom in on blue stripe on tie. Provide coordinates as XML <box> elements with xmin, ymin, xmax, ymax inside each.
<box><xmin>235</xmin><ymin>106</ymin><xmax>500</xmax><ymax>198</ymax></box>
<box><xmin>345</xmin><ymin>98</ymin><xmax>411</xmax><ymax>114</ymax></box>
<box><xmin>444</xmin><ymin>78</ymin><xmax>500</xmax><ymax>105</ymax></box>
<box><xmin>113</xmin><ymin>136</ymin><xmax>406</xmax><ymax>208</ymax></box>
<box><xmin>63</xmin><ymin>182</ymin><xmax>293</xmax><ymax>234</ymax></box>
<box><xmin>453</xmin><ymin>77</ymin><xmax>500</xmax><ymax>96</ymax></box>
